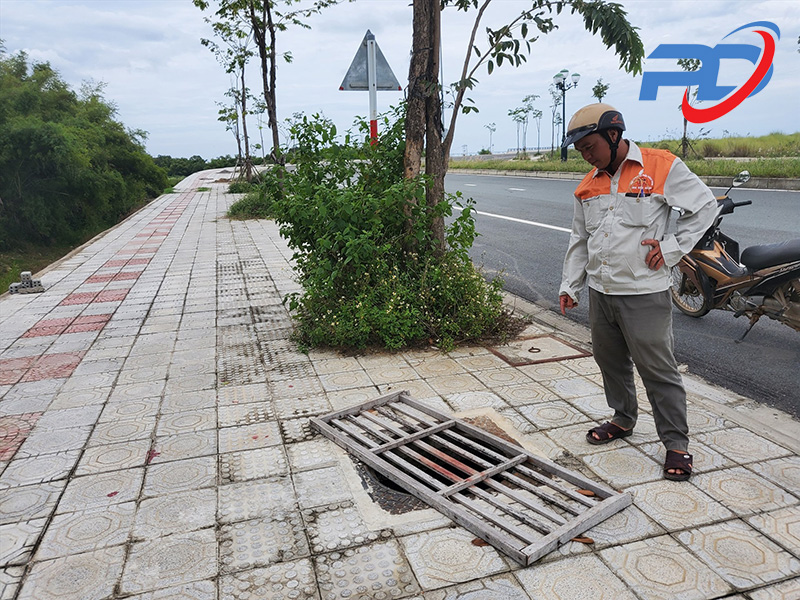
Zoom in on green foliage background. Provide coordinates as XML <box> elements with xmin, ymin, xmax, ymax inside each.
<box><xmin>0</xmin><ymin>49</ymin><xmax>168</xmax><ymax>251</ymax></box>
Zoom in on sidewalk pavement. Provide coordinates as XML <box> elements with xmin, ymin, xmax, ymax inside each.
<box><xmin>1</xmin><ymin>169</ymin><xmax>798</xmax><ymax>600</ymax></box>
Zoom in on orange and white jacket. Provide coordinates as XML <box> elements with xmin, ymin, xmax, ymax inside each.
<box><xmin>560</xmin><ymin>140</ymin><xmax>717</xmax><ymax>300</ymax></box>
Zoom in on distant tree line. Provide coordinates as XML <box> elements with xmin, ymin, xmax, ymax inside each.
<box><xmin>152</xmin><ymin>154</ymin><xmax>241</xmax><ymax>177</ymax></box>
<box><xmin>0</xmin><ymin>46</ymin><xmax>168</xmax><ymax>250</ymax></box>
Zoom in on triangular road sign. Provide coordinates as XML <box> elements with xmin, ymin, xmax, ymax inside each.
<box><xmin>340</xmin><ymin>30</ymin><xmax>402</xmax><ymax>91</ymax></box>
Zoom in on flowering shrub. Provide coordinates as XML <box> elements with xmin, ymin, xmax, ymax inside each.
<box><xmin>239</xmin><ymin>107</ymin><xmax>520</xmax><ymax>350</ymax></box>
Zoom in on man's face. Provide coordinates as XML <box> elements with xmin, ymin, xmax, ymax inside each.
<box><xmin>574</xmin><ymin>132</ymin><xmax>614</xmax><ymax>169</ymax></box>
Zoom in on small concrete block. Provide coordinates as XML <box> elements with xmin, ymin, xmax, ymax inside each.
<box><xmin>220</xmin><ymin>446</ymin><xmax>288</xmax><ymax>483</ymax></box>
<box><xmin>294</xmin><ymin>466</ymin><xmax>353</xmax><ymax>509</ymax></box>
<box><xmin>676</xmin><ymin>520</ymin><xmax>800</xmax><ymax>589</ymax></box>
<box><xmin>121</xmin><ymin>529</ymin><xmax>217</xmax><ymax>595</ymax></box>
<box><xmin>599</xmin><ymin>534</ymin><xmax>733</xmax><ymax>599</ymax></box>
<box><xmin>218</xmin><ymin>478</ymin><xmax>297</xmax><ymax>524</ymax></box>
<box><xmin>316</xmin><ymin>539</ymin><xmax>421</xmax><ymax>597</ymax></box>
<box><xmin>400</xmin><ymin>528</ymin><xmax>507</xmax><ymax>590</ymax></box>
<box><xmin>17</xmin><ymin>546</ymin><xmax>125</xmax><ymax>600</ymax></box>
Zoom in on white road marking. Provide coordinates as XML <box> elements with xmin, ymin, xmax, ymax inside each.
<box><xmin>508</xmin><ymin>187</ymin><xmax>526</xmax><ymax>192</ymax></box>
<box><xmin>453</xmin><ymin>206</ymin><xmax>571</xmax><ymax>233</ymax></box>
<box><xmin>464</xmin><ymin>183</ymin><xmax>477</xmax><ymax>187</ymax></box>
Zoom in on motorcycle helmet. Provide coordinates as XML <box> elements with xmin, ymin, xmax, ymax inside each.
<box><xmin>562</xmin><ymin>103</ymin><xmax>626</xmax><ymax>171</ymax></box>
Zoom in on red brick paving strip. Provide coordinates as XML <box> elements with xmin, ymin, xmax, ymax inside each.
<box><xmin>0</xmin><ymin>413</ymin><xmax>43</xmax><ymax>460</ymax></box>
<box><xmin>21</xmin><ymin>351</ymin><xmax>86</xmax><ymax>382</ymax></box>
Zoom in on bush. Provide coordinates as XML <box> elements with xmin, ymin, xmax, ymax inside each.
<box><xmin>251</xmin><ymin>107</ymin><xmax>518</xmax><ymax>351</ymax></box>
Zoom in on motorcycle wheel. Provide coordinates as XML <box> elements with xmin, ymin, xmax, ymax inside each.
<box><xmin>670</xmin><ymin>265</ymin><xmax>711</xmax><ymax>317</ymax></box>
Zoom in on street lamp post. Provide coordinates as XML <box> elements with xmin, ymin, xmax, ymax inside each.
<box><xmin>553</xmin><ymin>69</ymin><xmax>580</xmax><ymax>161</ymax></box>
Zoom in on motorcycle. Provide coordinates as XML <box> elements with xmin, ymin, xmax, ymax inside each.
<box><xmin>670</xmin><ymin>170</ymin><xmax>800</xmax><ymax>341</ymax></box>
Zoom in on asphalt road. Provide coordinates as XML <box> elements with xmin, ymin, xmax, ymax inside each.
<box><xmin>445</xmin><ymin>172</ymin><xmax>800</xmax><ymax>419</ymax></box>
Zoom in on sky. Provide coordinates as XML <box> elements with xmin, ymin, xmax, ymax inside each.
<box><xmin>1</xmin><ymin>0</ymin><xmax>798</xmax><ymax>159</ymax></box>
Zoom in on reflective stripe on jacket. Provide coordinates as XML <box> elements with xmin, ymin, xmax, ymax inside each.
<box><xmin>560</xmin><ymin>140</ymin><xmax>717</xmax><ymax>300</ymax></box>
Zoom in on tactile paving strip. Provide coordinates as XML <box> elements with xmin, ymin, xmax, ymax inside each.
<box><xmin>218</xmin><ymin>558</ymin><xmax>318</xmax><ymax>600</ymax></box>
<box><xmin>303</xmin><ymin>501</ymin><xmax>391</xmax><ymax>553</ymax></box>
<box><xmin>314</xmin><ymin>539</ymin><xmax>421</xmax><ymax>600</ymax></box>
<box><xmin>219</xmin><ymin>446</ymin><xmax>288</xmax><ymax>484</ymax></box>
<box><xmin>219</xmin><ymin>512</ymin><xmax>309</xmax><ymax>572</ymax></box>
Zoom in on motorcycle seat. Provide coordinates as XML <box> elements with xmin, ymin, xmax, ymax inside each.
<box><xmin>741</xmin><ymin>239</ymin><xmax>800</xmax><ymax>271</ymax></box>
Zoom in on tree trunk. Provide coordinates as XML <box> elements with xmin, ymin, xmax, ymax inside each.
<box><xmin>239</xmin><ymin>66</ymin><xmax>254</xmax><ymax>180</ymax></box>
<box><xmin>250</xmin><ymin>0</ymin><xmax>282</xmax><ymax>166</ymax></box>
<box><xmin>682</xmin><ymin>116</ymin><xmax>688</xmax><ymax>159</ymax></box>
<box><xmin>404</xmin><ymin>0</ymin><xmax>445</xmax><ymax>253</ymax></box>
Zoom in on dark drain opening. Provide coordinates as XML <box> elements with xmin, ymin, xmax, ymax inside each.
<box><xmin>353</xmin><ymin>460</ymin><xmax>428</xmax><ymax>515</ymax></box>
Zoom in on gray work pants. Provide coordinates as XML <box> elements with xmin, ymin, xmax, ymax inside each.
<box><xmin>588</xmin><ymin>288</ymin><xmax>689</xmax><ymax>452</ymax></box>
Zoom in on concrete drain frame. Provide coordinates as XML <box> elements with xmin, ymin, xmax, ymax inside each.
<box><xmin>312</xmin><ymin>391</ymin><xmax>631</xmax><ymax>565</ymax></box>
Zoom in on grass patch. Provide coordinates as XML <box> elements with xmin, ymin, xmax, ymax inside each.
<box><xmin>197</xmin><ymin>187</ymin><xmax>211</xmax><ymax>192</ymax></box>
<box><xmin>0</xmin><ymin>243</ymin><xmax>74</xmax><ymax>294</ymax></box>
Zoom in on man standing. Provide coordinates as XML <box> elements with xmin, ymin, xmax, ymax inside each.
<box><xmin>558</xmin><ymin>103</ymin><xmax>717</xmax><ymax>481</ymax></box>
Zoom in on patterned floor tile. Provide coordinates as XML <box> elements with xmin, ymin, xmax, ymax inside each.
<box><xmin>400</xmin><ymin>527</ymin><xmax>507</xmax><ymax>590</ymax></box>
<box><xmin>326</xmin><ymin>387</ymin><xmax>383</xmax><ymax>411</ymax></box>
<box><xmin>316</xmin><ymin>539</ymin><xmax>421</xmax><ymax>597</ymax></box>
<box><xmin>313</xmin><ymin>356</ymin><xmax>363</xmax><ymax>375</ymax></box>
<box><xmin>218</xmin><ymin>558</ymin><xmax>319</xmax><ymax>600</ymax></box>
<box><xmin>0</xmin><ymin>451</ymin><xmax>80</xmax><ymax>489</ymax></box>
<box><xmin>492</xmin><ymin>382</ymin><xmax>560</xmax><ymax>406</ymax></box>
<box><xmin>471</xmin><ymin>368</ymin><xmax>534</xmax><ymax>390</ymax></box>
<box><xmin>220</xmin><ymin>446</ymin><xmax>288</xmax><ymax>484</ymax></box>
<box><xmin>542</xmin><ymin>376</ymin><xmax>604</xmax><ymax>400</ymax></box>
<box><xmin>639</xmin><ymin>439</ymin><xmax>735</xmax><ymax>473</ymax></box>
<box><xmin>220</xmin><ymin>512</ymin><xmax>309</xmax><ymax>572</ymax></box>
<box><xmin>748</xmin><ymin>578</ymin><xmax>800</xmax><ymax>600</ymax></box>
<box><xmin>35</xmin><ymin>502</ymin><xmax>135</xmax><ymax>560</ymax></box>
<box><xmin>217</xmin><ymin>382</ymin><xmax>271</xmax><ymax>406</ymax></box>
<box><xmin>693</xmin><ymin>467</ymin><xmax>799</xmax><ymax>517</ymax></box>
<box><xmin>411</xmin><ymin>356</ymin><xmax>465</xmax><ymax>378</ymax></box>
<box><xmin>273</xmin><ymin>395</ymin><xmax>331</xmax><ymax>420</ymax></box>
<box><xmin>0</xmin><ymin>519</ymin><xmax>46</xmax><ymax>566</ymax></box>
<box><xmin>303</xmin><ymin>501</ymin><xmax>390</xmax><ymax>553</ymax></box>
<box><xmin>583</xmin><ymin>446</ymin><xmax>663</xmax><ymax>488</ymax></box>
<box><xmin>517</xmin><ymin>400</ymin><xmax>590</xmax><ymax>430</ymax></box>
<box><xmin>454</xmin><ymin>354</ymin><xmax>510</xmax><ymax>373</ymax></box>
<box><xmin>446</xmin><ymin>391</ymin><xmax>506</xmax><ymax>412</ymax></box>
<box><xmin>0</xmin><ymin>413</ymin><xmax>41</xmax><ymax>461</ymax></box>
<box><xmin>109</xmin><ymin>381</ymin><xmax>166</xmax><ymax>403</ymax></box>
<box><xmin>122</xmin><ymin>580</ymin><xmax>216</xmax><ymax>600</ymax></box>
<box><xmin>76</xmin><ymin>439</ymin><xmax>150</xmax><ymax>476</ymax></box>
<box><xmin>583</xmin><ymin>505</ymin><xmax>665</xmax><ymax>549</ymax></box>
<box><xmin>627</xmin><ymin>480</ymin><xmax>734</xmax><ymax>531</ymax></box>
<box><xmin>143</xmin><ymin>457</ymin><xmax>216</xmax><ymax>497</ymax></box>
<box><xmin>161</xmin><ymin>389</ymin><xmax>216</xmax><ymax>414</ymax></box>
<box><xmin>514</xmin><ymin>554</ymin><xmax>636</xmax><ymax>599</ymax></box>
<box><xmin>422</xmin><ymin>573</ymin><xmax>533</xmax><ymax>600</ymax></box>
<box><xmin>599</xmin><ymin>534</ymin><xmax>732</xmax><ymax>599</ymax></box>
<box><xmin>367</xmin><ymin>365</ymin><xmax>418</xmax><ymax>386</ymax></box>
<box><xmin>294</xmin><ymin>466</ymin><xmax>353</xmax><ymax>509</ymax></box>
<box><xmin>696</xmin><ymin>427</ymin><xmax>792</xmax><ymax>465</ymax></box>
<box><xmin>89</xmin><ymin>417</ymin><xmax>156</xmax><ymax>446</ymax></box>
<box><xmin>155</xmin><ymin>409</ymin><xmax>217</xmax><ymax>436</ymax></box>
<box><xmin>516</xmin><ymin>362</ymin><xmax>574</xmax><ymax>382</ymax></box>
<box><xmin>151</xmin><ymin>430</ymin><xmax>217</xmax><ymax>463</ymax></box>
<box><xmin>57</xmin><ymin>468</ymin><xmax>144</xmax><ymax>513</ymax></box>
<box><xmin>318</xmin><ymin>370</ymin><xmax>374</xmax><ymax>393</ymax></box>
<box><xmin>218</xmin><ymin>421</ymin><xmax>282</xmax><ymax>453</ymax></box>
<box><xmin>0</xmin><ymin>482</ymin><xmax>65</xmax><ymax>525</ymax></box>
<box><xmin>218</xmin><ymin>401</ymin><xmax>275</xmax><ymax>427</ymax></box>
<box><xmin>287</xmin><ymin>438</ymin><xmax>340</xmax><ymax>473</ymax></box>
<box><xmin>427</xmin><ymin>374</ymin><xmax>486</xmax><ymax>397</ymax></box>
<box><xmin>676</xmin><ymin>520</ymin><xmax>800</xmax><ymax>590</ymax></box>
<box><xmin>749</xmin><ymin>456</ymin><xmax>800</xmax><ymax>492</ymax></box>
<box><xmin>121</xmin><ymin>529</ymin><xmax>217</xmax><ymax>595</ymax></box>
<box><xmin>17</xmin><ymin>545</ymin><xmax>125</xmax><ymax>600</ymax></box>
<box><xmin>747</xmin><ymin>506</ymin><xmax>800</xmax><ymax>556</ymax></box>
<box><xmin>21</xmin><ymin>352</ymin><xmax>85</xmax><ymax>382</ymax></box>
<box><xmin>133</xmin><ymin>488</ymin><xmax>217</xmax><ymax>540</ymax></box>
<box><xmin>218</xmin><ymin>477</ymin><xmax>297</xmax><ymax>524</ymax></box>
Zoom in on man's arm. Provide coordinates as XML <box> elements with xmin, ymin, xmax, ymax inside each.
<box><xmin>659</xmin><ymin>158</ymin><xmax>718</xmax><ymax>267</ymax></box>
<box><xmin>559</xmin><ymin>196</ymin><xmax>590</xmax><ymax>309</ymax></box>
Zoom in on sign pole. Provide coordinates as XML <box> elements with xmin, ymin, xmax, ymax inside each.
<box><xmin>367</xmin><ymin>32</ymin><xmax>378</xmax><ymax>144</ymax></box>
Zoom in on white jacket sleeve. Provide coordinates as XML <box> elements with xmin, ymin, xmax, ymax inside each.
<box><xmin>559</xmin><ymin>195</ymin><xmax>589</xmax><ymax>302</ymax></box>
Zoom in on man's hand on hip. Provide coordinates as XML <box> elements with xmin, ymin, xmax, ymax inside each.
<box><xmin>642</xmin><ymin>239</ymin><xmax>665</xmax><ymax>271</ymax></box>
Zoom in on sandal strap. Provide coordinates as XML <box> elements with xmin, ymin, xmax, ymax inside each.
<box><xmin>664</xmin><ymin>451</ymin><xmax>693</xmax><ymax>473</ymax></box>
<box><xmin>589</xmin><ymin>422</ymin><xmax>627</xmax><ymax>440</ymax></box>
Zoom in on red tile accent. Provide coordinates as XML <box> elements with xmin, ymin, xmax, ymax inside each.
<box><xmin>0</xmin><ymin>413</ymin><xmax>42</xmax><ymax>461</ymax></box>
<box><xmin>0</xmin><ymin>356</ymin><xmax>38</xmax><ymax>385</ymax></box>
<box><xmin>103</xmin><ymin>259</ymin><xmax>129</xmax><ymax>268</ymax></box>
<box><xmin>22</xmin><ymin>326</ymin><xmax>67</xmax><ymax>338</ymax></box>
<box><xmin>94</xmin><ymin>289</ymin><xmax>129</xmax><ymax>303</ymax></box>
<box><xmin>112</xmin><ymin>271</ymin><xmax>142</xmax><ymax>281</ymax></box>
<box><xmin>86</xmin><ymin>273</ymin><xmax>115</xmax><ymax>284</ymax></box>
<box><xmin>127</xmin><ymin>258</ymin><xmax>150</xmax><ymax>266</ymax></box>
<box><xmin>21</xmin><ymin>352</ymin><xmax>85</xmax><ymax>382</ymax></box>
<box><xmin>60</xmin><ymin>292</ymin><xmax>99</xmax><ymax>306</ymax></box>
<box><xmin>64</xmin><ymin>322</ymin><xmax>106</xmax><ymax>334</ymax></box>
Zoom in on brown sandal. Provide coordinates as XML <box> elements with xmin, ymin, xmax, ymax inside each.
<box><xmin>586</xmin><ymin>422</ymin><xmax>632</xmax><ymax>445</ymax></box>
<box><xmin>664</xmin><ymin>450</ymin><xmax>693</xmax><ymax>481</ymax></box>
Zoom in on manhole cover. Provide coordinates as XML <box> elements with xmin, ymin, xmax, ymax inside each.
<box><xmin>489</xmin><ymin>334</ymin><xmax>591</xmax><ymax>367</ymax></box>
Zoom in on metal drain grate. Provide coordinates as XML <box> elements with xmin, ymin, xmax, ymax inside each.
<box><xmin>311</xmin><ymin>391</ymin><xmax>631</xmax><ymax>565</ymax></box>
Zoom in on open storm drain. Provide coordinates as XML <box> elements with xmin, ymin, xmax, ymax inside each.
<box><xmin>312</xmin><ymin>391</ymin><xmax>631</xmax><ymax>565</ymax></box>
